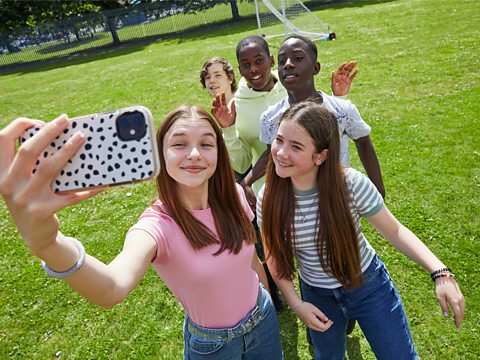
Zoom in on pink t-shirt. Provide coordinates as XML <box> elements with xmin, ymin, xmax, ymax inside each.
<box><xmin>129</xmin><ymin>185</ymin><xmax>257</xmax><ymax>328</ymax></box>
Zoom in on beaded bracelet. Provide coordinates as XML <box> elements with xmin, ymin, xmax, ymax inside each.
<box><xmin>430</xmin><ymin>267</ymin><xmax>452</xmax><ymax>281</ymax></box>
<box><xmin>432</xmin><ymin>272</ymin><xmax>456</xmax><ymax>282</ymax></box>
<box><xmin>41</xmin><ymin>239</ymin><xmax>86</xmax><ymax>279</ymax></box>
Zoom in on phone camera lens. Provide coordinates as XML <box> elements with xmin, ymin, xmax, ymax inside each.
<box><xmin>132</xmin><ymin>114</ymin><xmax>143</xmax><ymax>125</ymax></box>
<box><xmin>119</xmin><ymin>117</ymin><xmax>129</xmax><ymax>128</ymax></box>
<box><xmin>116</xmin><ymin>111</ymin><xmax>147</xmax><ymax>141</ymax></box>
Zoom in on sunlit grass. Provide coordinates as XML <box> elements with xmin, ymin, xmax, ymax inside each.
<box><xmin>0</xmin><ymin>0</ymin><xmax>479</xmax><ymax>358</ymax></box>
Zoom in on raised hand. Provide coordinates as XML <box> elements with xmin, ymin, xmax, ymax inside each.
<box><xmin>211</xmin><ymin>92</ymin><xmax>236</xmax><ymax>128</ymax></box>
<box><xmin>331</xmin><ymin>61</ymin><xmax>359</xmax><ymax>97</ymax></box>
<box><xmin>0</xmin><ymin>115</ymin><xmax>101</xmax><ymax>252</ymax></box>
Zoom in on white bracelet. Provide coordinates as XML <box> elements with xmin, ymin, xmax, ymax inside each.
<box><xmin>41</xmin><ymin>239</ymin><xmax>86</xmax><ymax>279</ymax></box>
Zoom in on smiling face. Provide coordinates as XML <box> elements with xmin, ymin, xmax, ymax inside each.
<box><xmin>271</xmin><ymin>119</ymin><xmax>326</xmax><ymax>190</ymax></box>
<box><xmin>204</xmin><ymin>62</ymin><xmax>234</xmax><ymax>98</ymax></box>
<box><xmin>163</xmin><ymin>117</ymin><xmax>218</xmax><ymax>193</ymax></box>
<box><xmin>237</xmin><ymin>42</ymin><xmax>275</xmax><ymax>92</ymax></box>
<box><xmin>277</xmin><ymin>37</ymin><xmax>320</xmax><ymax>93</ymax></box>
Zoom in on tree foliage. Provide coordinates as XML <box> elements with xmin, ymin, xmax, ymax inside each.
<box><xmin>0</xmin><ymin>0</ymin><xmax>125</xmax><ymax>33</ymax></box>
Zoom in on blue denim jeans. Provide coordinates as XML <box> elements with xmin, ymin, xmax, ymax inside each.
<box><xmin>300</xmin><ymin>255</ymin><xmax>417</xmax><ymax>360</ymax></box>
<box><xmin>183</xmin><ymin>284</ymin><xmax>283</xmax><ymax>359</ymax></box>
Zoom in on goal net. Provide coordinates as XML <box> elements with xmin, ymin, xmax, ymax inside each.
<box><xmin>254</xmin><ymin>0</ymin><xmax>335</xmax><ymax>41</ymax></box>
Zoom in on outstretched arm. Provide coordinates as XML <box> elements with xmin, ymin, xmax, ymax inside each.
<box><xmin>367</xmin><ymin>206</ymin><xmax>465</xmax><ymax>327</ymax></box>
<box><xmin>331</xmin><ymin>61</ymin><xmax>359</xmax><ymax>97</ymax></box>
<box><xmin>354</xmin><ymin>135</ymin><xmax>386</xmax><ymax>198</ymax></box>
<box><xmin>0</xmin><ymin>116</ymin><xmax>157</xmax><ymax>308</ymax></box>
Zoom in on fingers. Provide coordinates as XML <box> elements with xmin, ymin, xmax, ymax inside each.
<box><xmin>2</xmin><ymin>115</ymin><xmax>87</xmax><ymax>203</ymax></box>
<box><xmin>442</xmin><ymin>296</ymin><xmax>464</xmax><ymax>328</ymax></box>
<box><xmin>309</xmin><ymin>318</ymin><xmax>333</xmax><ymax>332</ymax></box>
<box><xmin>9</xmin><ymin>115</ymin><xmax>69</xmax><ymax>179</ymax></box>
<box><xmin>212</xmin><ymin>94</ymin><xmax>221</xmax><ymax>110</ymax></box>
<box><xmin>307</xmin><ymin>310</ymin><xmax>333</xmax><ymax>332</ymax></box>
<box><xmin>213</xmin><ymin>93</ymin><xmax>228</xmax><ymax>107</ymax></box>
<box><xmin>0</xmin><ymin>117</ymin><xmax>44</xmax><ymax>171</ymax></box>
<box><xmin>298</xmin><ymin>302</ymin><xmax>333</xmax><ymax>332</ymax></box>
<box><xmin>450</xmin><ymin>284</ymin><xmax>465</xmax><ymax>328</ymax></box>
<box><xmin>349</xmin><ymin>68</ymin><xmax>359</xmax><ymax>81</ymax></box>
<box><xmin>438</xmin><ymin>292</ymin><xmax>449</xmax><ymax>318</ymax></box>
<box><xmin>59</xmin><ymin>188</ymin><xmax>104</xmax><ymax>208</ymax></box>
<box><xmin>335</xmin><ymin>62</ymin><xmax>348</xmax><ymax>74</ymax></box>
<box><xmin>343</xmin><ymin>60</ymin><xmax>357</xmax><ymax>74</ymax></box>
<box><xmin>336</xmin><ymin>60</ymin><xmax>355</xmax><ymax>73</ymax></box>
<box><xmin>452</xmin><ymin>300</ymin><xmax>465</xmax><ymax>328</ymax></box>
<box><xmin>311</xmin><ymin>306</ymin><xmax>330</xmax><ymax>323</ymax></box>
<box><xmin>28</xmin><ymin>130</ymin><xmax>86</xmax><ymax>191</ymax></box>
<box><xmin>436</xmin><ymin>279</ymin><xmax>466</xmax><ymax>328</ymax></box>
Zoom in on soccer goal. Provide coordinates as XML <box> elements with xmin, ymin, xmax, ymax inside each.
<box><xmin>254</xmin><ymin>0</ymin><xmax>335</xmax><ymax>41</ymax></box>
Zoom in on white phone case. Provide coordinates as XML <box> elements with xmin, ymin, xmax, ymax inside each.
<box><xmin>19</xmin><ymin>106</ymin><xmax>160</xmax><ymax>193</ymax></box>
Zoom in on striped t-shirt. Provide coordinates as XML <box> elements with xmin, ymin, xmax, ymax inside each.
<box><xmin>257</xmin><ymin>167</ymin><xmax>384</xmax><ymax>289</ymax></box>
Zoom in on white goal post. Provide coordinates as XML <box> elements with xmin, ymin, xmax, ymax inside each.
<box><xmin>254</xmin><ymin>0</ymin><xmax>335</xmax><ymax>41</ymax></box>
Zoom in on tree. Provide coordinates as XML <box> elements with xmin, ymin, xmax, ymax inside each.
<box><xmin>0</xmin><ymin>0</ymin><xmax>126</xmax><ymax>52</ymax></box>
<box><xmin>0</xmin><ymin>0</ymin><xmax>124</xmax><ymax>33</ymax></box>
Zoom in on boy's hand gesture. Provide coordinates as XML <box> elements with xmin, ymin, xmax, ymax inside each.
<box><xmin>331</xmin><ymin>61</ymin><xmax>359</xmax><ymax>97</ymax></box>
<box><xmin>211</xmin><ymin>92</ymin><xmax>236</xmax><ymax>128</ymax></box>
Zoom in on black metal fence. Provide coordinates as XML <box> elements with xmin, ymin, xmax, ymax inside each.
<box><xmin>0</xmin><ymin>0</ymin><xmax>335</xmax><ymax>71</ymax></box>
<box><xmin>0</xmin><ymin>1</ymin><xmax>258</xmax><ymax>70</ymax></box>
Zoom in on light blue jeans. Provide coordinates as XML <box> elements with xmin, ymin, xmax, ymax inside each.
<box><xmin>183</xmin><ymin>284</ymin><xmax>283</xmax><ymax>359</ymax></box>
<box><xmin>300</xmin><ymin>255</ymin><xmax>418</xmax><ymax>360</ymax></box>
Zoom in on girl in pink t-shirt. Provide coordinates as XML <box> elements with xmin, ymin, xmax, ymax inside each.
<box><xmin>0</xmin><ymin>106</ymin><xmax>283</xmax><ymax>359</ymax></box>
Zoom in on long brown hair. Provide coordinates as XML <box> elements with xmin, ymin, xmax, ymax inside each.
<box><xmin>156</xmin><ymin>105</ymin><xmax>255</xmax><ymax>254</ymax></box>
<box><xmin>261</xmin><ymin>101</ymin><xmax>363</xmax><ymax>289</ymax></box>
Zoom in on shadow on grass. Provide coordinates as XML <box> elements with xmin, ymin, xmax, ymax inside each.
<box><xmin>277</xmin><ymin>305</ymin><xmax>302</xmax><ymax>360</ymax></box>
<box><xmin>35</xmin><ymin>34</ymin><xmax>112</xmax><ymax>55</ymax></box>
<box><xmin>0</xmin><ymin>42</ymin><xmax>150</xmax><ymax>76</ymax></box>
<box><xmin>1</xmin><ymin>0</ymin><xmax>396</xmax><ymax>77</ymax></box>
<box><xmin>346</xmin><ymin>335</ymin><xmax>364</xmax><ymax>360</ymax></box>
<box><xmin>0</xmin><ymin>19</ymin><xmax>258</xmax><ymax>76</ymax></box>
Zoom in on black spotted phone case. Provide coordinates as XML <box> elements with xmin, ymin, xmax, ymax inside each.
<box><xmin>19</xmin><ymin>106</ymin><xmax>160</xmax><ymax>193</ymax></box>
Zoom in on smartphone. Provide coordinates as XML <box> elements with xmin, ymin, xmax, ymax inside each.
<box><xmin>19</xmin><ymin>106</ymin><xmax>160</xmax><ymax>193</ymax></box>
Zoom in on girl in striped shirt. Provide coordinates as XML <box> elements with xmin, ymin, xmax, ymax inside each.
<box><xmin>257</xmin><ymin>101</ymin><xmax>464</xmax><ymax>359</ymax></box>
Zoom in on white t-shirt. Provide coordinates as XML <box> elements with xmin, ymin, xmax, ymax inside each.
<box><xmin>259</xmin><ymin>91</ymin><xmax>371</xmax><ymax>165</ymax></box>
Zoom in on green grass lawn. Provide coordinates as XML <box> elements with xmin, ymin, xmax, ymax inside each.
<box><xmin>0</xmin><ymin>0</ymin><xmax>479</xmax><ymax>358</ymax></box>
